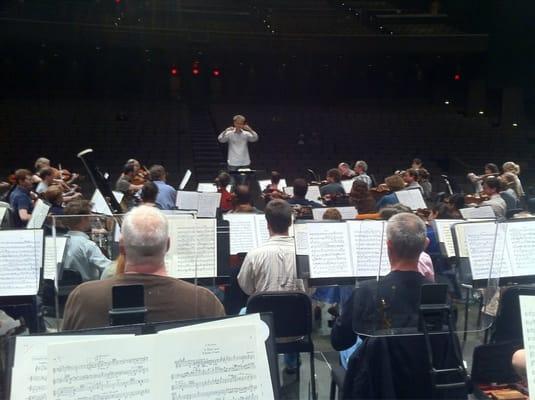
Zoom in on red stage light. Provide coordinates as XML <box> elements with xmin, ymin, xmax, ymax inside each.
<box><xmin>454</xmin><ymin>73</ymin><xmax>461</xmax><ymax>81</ymax></box>
<box><xmin>212</xmin><ymin>68</ymin><xmax>221</xmax><ymax>77</ymax></box>
<box><xmin>170</xmin><ymin>67</ymin><xmax>178</xmax><ymax>76</ymax></box>
<box><xmin>115</xmin><ymin>0</ymin><xmax>121</xmax><ymax>4</ymax></box>
<box><xmin>192</xmin><ymin>68</ymin><xmax>200</xmax><ymax>76</ymax></box>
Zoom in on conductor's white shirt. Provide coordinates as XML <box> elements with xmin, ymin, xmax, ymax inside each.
<box><xmin>217</xmin><ymin>128</ymin><xmax>258</xmax><ymax>167</ymax></box>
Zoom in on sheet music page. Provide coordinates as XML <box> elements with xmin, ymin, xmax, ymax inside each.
<box><xmin>294</xmin><ymin>223</ymin><xmax>309</xmax><ymax>255</ymax></box>
<box><xmin>0</xmin><ymin>206</ymin><xmax>7</xmax><ymax>224</ymax></box>
<box><xmin>254</xmin><ymin>214</ymin><xmax>270</xmax><ymax>246</ymax></box>
<box><xmin>223</xmin><ymin>214</ymin><xmax>258</xmax><ymax>254</ymax></box>
<box><xmin>520</xmin><ymin>296</ymin><xmax>535</xmax><ymax>395</ymax></box>
<box><xmin>112</xmin><ymin>190</ymin><xmax>125</xmax><ymax>204</ymax></box>
<box><xmin>395</xmin><ymin>189</ymin><xmax>427</xmax><ymax>210</ymax></box>
<box><xmin>463</xmin><ymin>222</ymin><xmax>512</xmax><ymax>280</ymax></box>
<box><xmin>91</xmin><ymin>189</ymin><xmax>113</xmax><ymax>216</ymax></box>
<box><xmin>166</xmin><ymin>218</ymin><xmax>217</xmax><ymax>278</ymax></box>
<box><xmin>43</xmin><ymin>236</ymin><xmax>68</xmax><ymax>280</ymax></box>
<box><xmin>47</xmin><ymin>335</ymin><xmax>154</xmax><ymax>400</ymax></box>
<box><xmin>283</xmin><ymin>186</ymin><xmax>294</xmax><ymax>196</ymax></box>
<box><xmin>26</xmin><ymin>199</ymin><xmax>51</xmax><ymax>229</ymax></box>
<box><xmin>197</xmin><ymin>192</ymin><xmax>221</xmax><ymax>218</ymax></box>
<box><xmin>197</xmin><ymin>183</ymin><xmax>217</xmax><ymax>193</ymax></box>
<box><xmin>459</xmin><ymin>206</ymin><xmax>496</xmax><ymax>219</ymax></box>
<box><xmin>258</xmin><ymin>179</ymin><xmax>287</xmax><ymax>191</ymax></box>
<box><xmin>176</xmin><ymin>190</ymin><xmax>199</xmax><ymax>210</ymax></box>
<box><xmin>156</xmin><ymin>323</ymin><xmax>273</xmax><ymax>400</ymax></box>
<box><xmin>11</xmin><ymin>335</ymin><xmax>130</xmax><ymax>400</ymax></box>
<box><xmin>179</xmin><ymin>169</ymin><xmax>192</xmax><ymax>190</ymax></box>
<box><xmin>505</xmin><ymin>220</ymin><xmax>535</xmax><ymax>277</ymax></box>
<box><xmin>0</xmin><ymin>230</ymin><xmax>43</xmax><ymax>296</ymax></box>
<box><xmin>347</xmin><ymin>220</ymin><xmax>390</xmax><ymax>277</ymax></box>
<box><xmin>341</xmin><ymin>179</ymin><xmax>356</xmax><ymax>193</ymax></box>
<box><xmin>306</xmin><ymin>185</ymin><xmax>322</xmax><ymax>203</ymax></box>
<box><xmin>432</xmin><ymin>219</ymin><xmax>464</xmax><ymax>258</ymax></box>
<box><xmin>307</xmin><ymin>222</ymin><xmax>353</xmax><ymax>278</ymax></box>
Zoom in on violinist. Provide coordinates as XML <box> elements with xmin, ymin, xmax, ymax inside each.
<box><xmin>215</xmin><ymin>172</ymin><xmax>233</xmax><ymax>212</ymax></box>
<box><xmin>287</xmin><ymin>178</ymin><xmax>323</xmax><ymax>208</ymax></box>
<box><xmin>32</xmin><ymin>157</ymin><xmax>51</xmax><ymax>184</ymax></box>
<box><xmin>476</xmin><ymin>177</ymin><xmax>506</xmax><ymax>220</ymax></box>
<box><xmin>353</xmin><ymin>160</ymin><xmax>372</xmax><ymax>189</ymax></box>
<box><xmin>36</xmin><ymin>167</ymin><xmax>55</xmax><ymax>194</ymax></box>
<box><xmin>43</xmin><ymin>186</ymin><xmax>65</xmax><ymax>215</ymax></box>
<box><xmin>402</xmin><ymin>168</ymin><xmax>423</xmax><ymax>193</ymax></box>
<box><xmin>338</xmin><ymin>162</ymin><xmax>356</xmax><ymax>180</ymax></box>
<box><xmin>502</xmin><ymin>161</ymin><xmax>524</xmax><ymax>197</ymax></box>
<box><xmin>149</xmin><ymin>164</ymin><xmax>176</xmax><ymax>210</ymax></box>
<box><xmin>8</xmin><ymin>169</ymin><xmax>35</xmax><ymax>228</ymax></box>
<box><xmin>262</xmin><ymin>171</ymin><xmax>286</xmax><ymax>202</ymax></box>
<box><xmin>376</xmin><ymin>174</ymin><xmax>405</xmax><ymax>210</ymax></box>
<box><xmin>348</xmin><ymin>180</ymin><xmax>376</xmax><ymax>214</ymax></box>
<box><xmin>116</xmin><ymin>164</ymin><xmax>143</xmax><ymax>211</ymax></box>
<box><xmin>467</xmin><ymin>163</ymin><xmax>499</xmax><ymax>193</ymax></box>
<box><xmin>320</xmin><ymin>169</ymin><xmax>345</xmax><ymax>198</ymax></box>
<box><xmin>36</xmin><ymin>167</ymin><xmax>82</xmax><ymax>203</ymax></box>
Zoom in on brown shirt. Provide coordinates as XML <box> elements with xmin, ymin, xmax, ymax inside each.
<box><xmin>62</xmin><ymin>273</ymin><xmax>225</xmax><ymax>331</ymax></box>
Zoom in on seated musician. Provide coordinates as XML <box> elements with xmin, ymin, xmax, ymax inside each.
<box><xmin>499</xmin><ymin>173</ymin><xmax>521</xmax><ymax>212</ymax></box>
<box><xmin>228</xmin><ymin>184</ymin><xmax>262</xmax><ymax>213</ymax></box>
<box><xmin>8</xmin><ymin>169</ymin><xmax>34</xmax><ymax>228</ymax></box>
<box><xmin>320</xmin><ymin>168</ymin><xmax>346</xmax><ymax>198</ymax></box>
<box><xmin>32</xmin><ymin>157</ymin><xmax>51</xmax><ymax>184</ymax></box>
<box><xmin>479</xmin><ymin>176</ymin><xmax>507</xmax><ymax>220</ymax></box>
<box><xmin>331</xmin><ymin>213</ymin><xmax>433</xmax><ymax>380</ymax></box>
<box><xmin>237</xmin><ymin>199</ymin><xmax>304</xmax><ymax>374</ymax></box>
<box><xmin>116</xmin><ymin>163</ymin><xmax>143</xmax><ymax>211</ymax></box>
<box><xmin>502</xmin><ymin>161</ymin><xmax>524</xmax><ymax>197</ymax></box>
<box><xmin>338</xmin><ymin>162</ymin><xmax>356</xmax><ymax>180</ymax></box>
<box><xmin>140</xmin><ymin>181</ymin><xmax>159</xmax><ymax>207</ymax></box>
<box><xmin>43</xmin><ymin>186</ymin><xmax>64</xmax><ymax>215</ymax></box>
<box><xmin>287</xmin><ymin>178</ymin><xmax>323</xmax><ymax>208</ymax></box>
<box><xmin>348</xmin><ymin>180</ymin><xmax>376</xmax><ymax>214</ymax></box>
<box><xmin>62</xmin><ymin>205</ymin><xmax>225</xmax><ymax>330</ymax></box>
<box><xmin>353</xmin><ymin>160</ymin><xmax>372</xmax><ymax>189</ymax></box>
<box><xmin>149</xmin><ymin>164</ymin><xmax>176</xmax><ymax>210</ymax></box>
<box><xmin>263</xmin><ymin>171</ymin><xmax>285</xmax><ymax>201</ymax></box>
<box><xmin>402</xmin><ymin>168</ymin><xmax>423</xmax><ymax>193</ymax></box>
<box><xmin>419</xmin><ymin>168</ymin><xmax>432</xmax><ymax>200</ymax></box>
<box><xmin>36</xmin><ymin>167</ymin><xmax>55</xmax><ymax>194</ymax></box>
<box><xmin>467</xmin><ymin>162</ymin><xmax>500</xmax><ymax>193</ymax></box>
<box><xmin>62</xmin><ymin>200</ymin><xmax>111</xmax><ymax>282</ymax></box>
<box><xmin>215</xmin><ymin>172</ymin><xmax>233</xmax><ymax>212</ymax></box>
<box><xmin>376</xmin><ymin>174</ymin><xmax>405</xmax><ymax>210</ymax></box>
<box><xmin>411</xmin><ymin>158</ymin><xmax>423</xmax><ymax>170</ymax></box>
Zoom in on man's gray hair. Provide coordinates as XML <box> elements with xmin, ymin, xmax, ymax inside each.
<box><xmin>233</xmin><ymin>114</ymin><xmax>246</xmax><ymax>122</ymax></box>
<box><xmin>354</xmin><ymin>160</ymin><xmax>368</xmax><ymax>171</ymax></box>
<box><xmin>386</xmin><ymin>212</ymin><xmax>426</xmax><ymax>260</ymax></box>
<box><xmin>122</xmin><ymin>205</ymin><xmax>169</xmax><ymax>263</ymax></box>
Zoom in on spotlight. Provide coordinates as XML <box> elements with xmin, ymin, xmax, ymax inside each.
<box><xmin>212</xmin><ymin>68</ymin><xmax>221</xmax><ymax>77</ymax></box>
<box><xmin>512</xmin><ymin>123</ymin><xmax>518</xmax><ymax>127</ymax></box>
<box><xmin>454</xmin><ymin>73</ymin><xmax>461</xmax><ymax>81</ymax></box>
<box><xmin>444</xmin><ymin>100</ymin><xmax>450</xmax><ymax>105</ymax></box>
<box><xmin>478</xmin><ymin>110</ymin><xmax>484</xmax><ymax>115</ymax></box>
<box><xmin>170</xmin><ymin>66</ymin><xmax>178</xmax><ymax>76</ymax></box>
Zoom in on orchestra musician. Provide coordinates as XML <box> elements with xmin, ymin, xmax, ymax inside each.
<box><xmin>320</xmin><ymin>168</ymin><xmax>345</xmax><ymax>198</ymax></box>
<box><xmin>402</xmin><ymin>168</ymin><xmax>423</xmax><ymax>193</ymax></box>
<box><xmin>353</xmin><ymin>160</ymin><xmax>372</xmax><ymax>189</ymax></box>
<box><xmin>502</xmin><ymin>161</ymin><xmax>524</xmax><ymax>197</ymax></box>
<box><xmin>116</xmin><ymin>163</ymin><xmax>144</xmax><ymax>211</ymax></box>
<box><xmin>376</xmin><ymin>174</ymin><xmax>405</xmax><ymax>210</ymax></box>
<box><xmin>338</xmin><ymin>162</ymin><xmax>356</xmax><ymax>179</ymax></box>
<box><xmin>215</xmin><ymin>172</ymin><xmax>233</xmax><ymax>212</ymax></box>
<box><xmin>467</xmin><ymin>163</ymin><xmax>500</xmax><ymax>193</ymax></box>
<box><xmin>287</xmin><ymin>178</ymin><xmax>323</xmax><ymax>208</ymax></box>
<box><xmin>8</xmin><ymin>169</ymin><xmax>35</xmax><ymax>228</ymax></box>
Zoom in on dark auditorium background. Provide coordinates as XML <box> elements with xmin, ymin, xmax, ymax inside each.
<box><xmin>1</xmin><ymin>0</ymin><xmax>534</xmax><ymax>190</ymax></box>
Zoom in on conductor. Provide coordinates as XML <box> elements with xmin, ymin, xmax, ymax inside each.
<box><xmin>217</xmin><ymin>114</ymin><xmax>259</xmax><ymax>171</ymax></box>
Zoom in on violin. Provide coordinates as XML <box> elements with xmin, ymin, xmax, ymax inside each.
<box><xmin>369</xmin><ymin>185</ymin><xmax>391</xmax><ymax>201</ymax></box>
<box><xmin>132</xmin><ymin>166</ymin><xmax>150</xmax><ymax>185</ymax></box>
<box><xmin>321</xmin><ymin>193</ymin><xmax>349</xmax><ymax>206</ymax></box>
<box><xmin>464</xmin><ymin>193</ymin><xmax>490</xmax><ymax>205</ymax></box>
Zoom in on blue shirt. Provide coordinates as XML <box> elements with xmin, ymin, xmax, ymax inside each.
<box><xmin>154</xmin><ymin>180</ymin><xmax>177</xmax><ymax>210</ymax></box>
<box><xmin>9</xmin><ymin>186</ymin><xmax>33</xmax><ymax>228</ymax></box>
<box><xmin>376</xmin><ymin>192</ymin><xmax>399</xmax><ymax>210</ymax></box>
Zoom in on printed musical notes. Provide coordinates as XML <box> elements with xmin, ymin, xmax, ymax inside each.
<box><xmin>43</xmin><ymin>236</ymin><xmax>68</xmax><ymax>281</ymax></box>
<box><xmin>26</xmin><ymin>199</ymin><xmax>51</xmax><ymax>229</ymax></box>
<box><xmin>306</xmin><ymin>222</ymin><xmax>352</xmax><ymax>278</ymax></box>
<box><xmin>520</xmin><ymin>296</ymin><xmax>535</xmax><ymax>395</ymax></box>
<box><xmin>0</xmin><ymin>229</ymin><xmax>43</xmax><ymax>296</ymax></box>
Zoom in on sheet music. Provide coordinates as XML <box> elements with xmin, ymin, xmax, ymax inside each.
<box><xmin>341</xmin><ymin>179</ymin><xmax>356</xmax><ymax>193</ymax></box>
<box><xmin>463</xmin><ymin>222</ymin><xmax>510</xmax><ymax>280</ymax></box>
<box><xmin>347</xmin><ymin>220</ymin><xmax>390</xmax><ymax>277</ymax></box>
<box><xmin>294</xmin><ymin>223</ymin><xmax>310</xmax><ymax>255</ymax></box>
<box><xmin>520</xmin><ymin>296</ymin><xmax>535</xmax><ymax>395</ymax></box>
<box><xmin>306</xmin><ymin>185</ymin><xmax>322</xmax><ymax>203</ymax></box>
<box><xmin>179</xmin><ymin>169</ymin><xmax>192</xmax><ymax>190</ymax></box>
<box><xmin>312</xmin><ymin>207</ymin><xmax>357</xmax><ymax>220</ymax></box>
<box><xmin>176</xmin><ymin>191</ymin><xmax>199</xmax><ymax>210</ymax></box>
<box><xmin>112</xmin><ymin>190</ymin><xmax>124</xmax><ymax>204</ymax></box>
<box><xmin>91</xmin><ymin>189</ymin><xmax>113</xmax><ymax>216</ymax></box>
<box><xmin>306</xmin><ymin>222</ymin><xmax>353</xmax><ymax>278</ymax></box>
<box><xmin>197</xmin><ymin>192</ymin><xmax>221</xmax><ymax>218</ymax></box>
<box><xmin>197</xmin><ymin>183</ymin><xmax>217</xmax><ymax>193</ymax></box>
<box><xmin>432</xmin><ymin>219</ymin><xmax>464</xmax><ymax>258</ymax></box>
<box><xmin>11</xmin><ymin>335</ymin><xmax>130</xmax><ymax>400</ymax></box>
<box><xmin>258</xmin><ymin>179</ymin><xmax>287</xmax><ymax>191</ymax></box>
<box><xmin>43</xmin><ymin>236</ymin><xmax>68</xmax><ymax>280</ymax></box>
<box><xmin>283</xmin><ymin>186</ymin><xmax>294</xmax><ymax>196</ymax></box>
<box><xmin>254</xmin><ymin>214</ymin><xmax>270</xmax><ymax>246</ymax></box>
<box><xmin>166</xmin><ymin>218</ymin><xmax>217</xmax><ymax>278</ymax></box>
<box><xmin>504</xmin><ymin>220</ymin><xmax>535</xmax><ymax>277</ymax></box>
<box><xmin>223</xmin><ymin>214</ymin><xmax>258</xmax><ymax>254</ymax></box>
<box><xmin>0</xmin><ymin>229</ymin><xmax>43</xmax><ymax>296</ymax></box>
<box><xmin>26</xmin><ymin>199</ymin><xmax>51</xmax><ymax>229</ymax></box>
<box><xmin>156</xmin><ymin>323</ymin><xmax>273</xmax><ymax>399</ymax></box>
<box><xmin>0</xmin><ymin>206</ymin><xmax>7</xmax><ymax>224</ymax></box>
<box><xmin>459</xmin><ymin>206</ymin><xmax>496</xmax><ymax>219</ymax></box>
<box><xmin>395</xmin><ymin>189</ymin><xmax>427</xmax><ymax>210</ymax></box>
<box><xmin>47</xmin><ymin>335</ymin><xmax>152</xmax><ymax>400</ymax></box>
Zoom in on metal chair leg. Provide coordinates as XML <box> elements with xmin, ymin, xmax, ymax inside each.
<box><xmin>310</xmin><ymin>351</ymin><xmax>317</xmax><ymax>400</ymax></box>
<box><xmin>329</xmin><ymin>378</ymin><xmax>337</xmax><ymax>400</ymax></box>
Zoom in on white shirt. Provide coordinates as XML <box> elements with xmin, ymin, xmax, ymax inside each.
<box><xmin>481</xmin><ymin>194</ymin><xmax>507</xmax><ymax>220</ymax></box>
<box><xmin>217</xmin><ymin>128</ymin><xmax>258</xmax><ymax>167</ymax></box>
<box><xmin>238</xmin><ymin>236</ymin><xmax>305</xmax><ymax>295</ymax></box>
<box><xmin>63</xmin><ymin>231</ymin><xmax>112</xmax><ymax>281</ymax></box>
